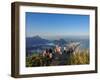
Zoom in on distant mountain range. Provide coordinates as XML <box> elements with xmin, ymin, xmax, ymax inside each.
<box><xmin>26</xmin><ymin>35</ymin><xmax>89</xmax><ymax>56</ymax></box>
<box><xmin>26</xmin><ymin>35</ymin><xmax>67</xmax><ymax>47</ymax></box>
<box><xmin>53</xmin><ymin>39</ymin><xmax>67</xmax><ymax>46</ymax></box>
<box><xmin>26</xmin><ymin>35</ymin><xmax>51</xmax><ymax>47</ymax></box>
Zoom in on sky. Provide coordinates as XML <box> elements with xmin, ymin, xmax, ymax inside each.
<box><xmin>26</xmin><ymin>12</ymin><xmax>89</xmax><ymax>38</ymax></box>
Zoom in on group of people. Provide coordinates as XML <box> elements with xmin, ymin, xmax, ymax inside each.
<box><xmin>41</xmin><ymin>45</ymin><xmax>72</xmax><ymax>66</ymax></box>
<box><xmin>42</xmin><ymin>45</ymin><xmax>66</xmax><ymax>66</ymax></box>
<box><xmin>42</xmin><ymin>45</ymin><xmax>62</xmax><ymax>58</ymax></box>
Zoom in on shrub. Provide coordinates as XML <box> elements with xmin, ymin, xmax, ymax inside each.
<box><xmin>70</xmin><ymin>50</ymin><xmax>89</xmax><ymax>65</ymax></box>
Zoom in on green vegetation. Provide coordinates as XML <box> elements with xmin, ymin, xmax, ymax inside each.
<box><xmin>70</xmin><ymin>50</ymin><xmax>89</xmax><ymax>65</ymax></box>
<box><xmin>26</xmin><ymin>50</ymin><xmax>89</xmax><ymax>67</ymax></box>
<box><xmin>26</xmin><ymin>54</ymin><xmax>42</xmax><ymax>67</ymax></box>
<box><xmin>26</xmin><ymin>53</ymin><xmax>52</xmax><ymax>67</ymax></box>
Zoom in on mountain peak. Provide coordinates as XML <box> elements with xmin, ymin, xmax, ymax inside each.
<box><xmin>32</xmin><ymin>35</ymin><xmax>42</xmax><ymax>39</ymax></box>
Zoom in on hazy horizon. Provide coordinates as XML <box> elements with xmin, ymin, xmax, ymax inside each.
<box><xmin>26</xmin><ymin>35</ymin><xmax>89</xmax><ymax>40</ymax></box>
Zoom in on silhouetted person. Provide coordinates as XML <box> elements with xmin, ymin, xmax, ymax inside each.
<box><xmin>49</xmin><ymin>48</ymin><xmax>52</xmax><ymax>53</ymax></box>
